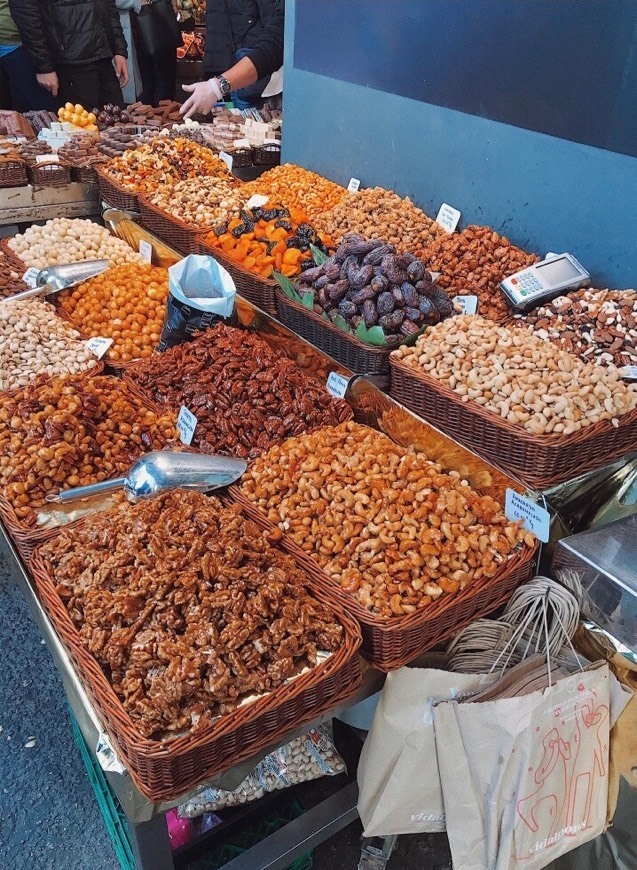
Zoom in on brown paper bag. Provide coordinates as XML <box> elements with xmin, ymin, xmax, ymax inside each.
<box><xmin>434</xmin><ymin>661</ymin><xmax>629</xmax><ymax>870</ymax></box>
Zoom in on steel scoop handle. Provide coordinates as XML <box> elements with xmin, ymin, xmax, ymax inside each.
<box><xmin>1</xmin><ymin>282</ymin><xmax>55</xmax><ymax>304</ymax></box>
<box><xmin>45</xmin><ymin>477</ymin><xmax>126</xmax><ymax>503</ymax></box>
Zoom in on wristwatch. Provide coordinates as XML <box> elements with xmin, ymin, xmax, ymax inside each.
<box><xmin>217</xmin><ymin>75</ymin><xmax>232</xmax><ymax>99</ymax></box>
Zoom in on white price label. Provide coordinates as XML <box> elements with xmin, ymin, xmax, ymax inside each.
<box><xmin>453</xmin><ymin>295</ymin><xmax>478</xmax><ymax>315</ymax></box>
<box><xmin>430</xmin><ymin>271</ymin><xmax>441</xmax><ymax>282</ymax></box>
<box><xmin>505</xmin><ymin>489</ymin><xmax>550</xmax><ymax>543</ymax></box>
<box><xmin>435</xmin><ymin>203</ymin><xmax>461</xmax><ymax>233</ymax></box>
<box><xmin>326</xmin><ymin>371</ymin><xmax>350</xmax><ymax>399</ymax></box>
<box><xmin>86</xmin><ymin>337</ymin><xmax>114</xmax><ymax>359</ymax></box>
<box><xmin>619</xmin><ymin>366</ymin><xmax>637</xmax><ymax>380</ymax></box>
<box><xmin>245</xmin><ymin>194</ymin><xmax>270</xmax><ymax>210</ymax></box>
<box><xmin>22</xmin><ymin>267</ymin><xmax>40</xmax><ymax>289</ymax></box>
<box><xmin>219</xmin><ymin>151</ymin><xmax>233</xmax><ymax>170</ymax></box>
<box><xmin>35</xmin><ymin>154</ymin><xmax>60</xmax><ymax>164</ymax></box>
<box><xmin>177</xmin><ymin>405</ymin><xmax>198</xmax><ymax>445</ymax></box>
<box><xmin>347</xmin><ymin>177</ymin><xmax>361</xmax><ymax>193</ymax></box>
<box><xmin>139</xmin><ymin>240</ymin><xmax>153</xmax><ymax>263</ymax></box>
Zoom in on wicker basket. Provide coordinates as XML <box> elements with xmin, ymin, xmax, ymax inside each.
<box><xmin>138</xmin><ymin>196</ymin><xmax>203</xmax><ymax>255</ymax></box>
<box><xmin>230</xmin><ymin>488</ymin><xmax>539</xmax><ymax>671</ymax></box>
<box><xmin>28</xmin><ymin>161</ymin><xmax>72</xmax><ymax>188</ymax></box>
<box><xmin>254</xmin><ymin>144</ymin><xmax>281</xmax><ymax>166</ymax></box>
<box><xmin>275</xmin><ymin>287</ymin><xmax>394</xmax><ymax>375</ymax></box>
<box><xmin>72</xmin><ymin>164</ymin><xmax>99</xmax><ymax>185</ymax></box>
<box><xmin>230</xmin><ymin>147</ymin><xmax>253</xmax><ymax>168</ymax></box>
<box><xmin>0</xmin><ymin>157</ymin><xmax>28</xmax><ymax>188</ymax></box>
<box><xmin>29</xmin><ymin>524</ymin><xmax>362</xmax><ymax>802</ymax></box>
<box><xmin>198</xmin><ymin>236</ymin><xmax>278</xmax><ymax>317</ymax></box>
<box><xmin>96</xmin><ymin>166</ymin><xmax>140</xmax><ymax>211</ymax></box>
<box><xmin>389</xmin><ymin>355</ymin><xmax>637</xmax><ymax>489</ymax></box>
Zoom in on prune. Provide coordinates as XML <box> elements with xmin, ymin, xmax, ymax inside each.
<box><xmin>362</xmin><ymin>299</ymin><xmax>378</xmax><ymax>327</ymax></box>
<box><xmin>377</xmin><ymin>291</ymin><xmax>395</xmax><ymax>316</ymax></box>
<box><xmin>379</xmin><ymin>310</ymin><xmax>405</xmax><ymax>330</ymax></box>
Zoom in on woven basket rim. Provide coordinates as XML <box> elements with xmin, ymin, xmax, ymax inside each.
<box><xmin>198</xmin><ymin>232</ymin><xmax>278</xmax><ymax>289</ymax></box>
<box><xmin>138</xmin><ymin>193</ymin><xmax>220</xmax><ymax>237</ymax></box>
<box><xmin>95</xmin><ymin>164</ymin><xmax>141</xmax><ymax>198</ymax></box>
<box><xmin>389</xmin><ymin>353</ymin><xmax>637</xmax><ymax>448</ymax></box>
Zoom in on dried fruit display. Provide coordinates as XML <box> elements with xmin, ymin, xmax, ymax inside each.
<box><xmin>38</xmin><ymin>491</ymin><xmax>345</xmax><ymax>739</ymax></box>
<box><xmin>201</xmin><ymin>204</ymin><xmax>333</xmax><ymax>279</ymax></box>
<box><xmin>145</xmin><ymin>176</ymin><xmax>244</xmax><ymax>229</ymax></box>
<box><xmin>242</xmin><ymin>422</ymin><xmax>533</xmax><ymax>618</ymax></box>
<box><xmin>101</xmin><ymin>137</ymin><xmax>233</xmax><ymax>195</ymax></box>
<box><xmin>392</xmin><ymin>316</ymin><xmax>637</xmax><ymax>435</ymax></box>
<box><xmin>513</xmin><ymin>287</ymin><xmax>637</xmax><ymax>368</ymax></box>
<box><xmin>58</xmin><ymin>263</ymin><xmax>169</xmax><ymax>363</ymax></box>
<box><xmin>287</xmin><ymin>233</ymin><xmax>455</xmax><ymax>345</ymax></box>
<box><xmin>422</xmin><ymin>225</ymin><xmax>538</xmax><ymax>323</ymax></box>
<box><xmin>242</xmin><ymin>164</ymin><xmax>347</xmax><ymax>219</ymax></box>
<box><xmin>0</xmin><ymin>374</ymin><xmax>177</xmax><ymax>522</ymax></box>
<box><xmin>314</xmin><ymin>187</ymin><xmax>446</xmax><ymax>258</ymax></box>
<box><xmin>126</xmin><ymin>324</ymin><xmax>352</xmax><ymax>458</ymax></box>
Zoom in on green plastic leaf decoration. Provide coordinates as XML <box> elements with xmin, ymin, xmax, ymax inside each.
<box><xmin>310</xmin><ymin>244</ymin><xmax>329</xmax><ymax>266</ymax></box>
<box><xmin>330</xmin><ymin>313</ymin><xmax>352</xmax><ymax>333</ymax></box>
<box><xmin>301</xmin><ymin>290</ymin><xmax>315</xmax><ymax>309</ymax></box>
<box><xmin>355</xmin><ymin>322</ymin><xmax>387</xmax><ymax>346</ymax></box>
<box><xmin>274</xmin><ymin>271</ymin><xmax>315</xmax><ymax>310</ymax></box>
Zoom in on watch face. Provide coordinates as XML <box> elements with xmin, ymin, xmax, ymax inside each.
<box><xmin>220</xmin><ymin>77</ymin><xmax>232</xmax><ymax>97</ymax></box>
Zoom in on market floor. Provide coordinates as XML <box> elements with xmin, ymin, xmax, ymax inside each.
<box><xmin>0</xmin><ymin>552</ymin><xmax>452</xmax><ymax>870</ymax></box>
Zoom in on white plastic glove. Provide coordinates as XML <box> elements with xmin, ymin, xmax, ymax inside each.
<box><xmin>180</xmin><ymin>79</ymin><xmax>222</xmax><ymax>120</ymax></box>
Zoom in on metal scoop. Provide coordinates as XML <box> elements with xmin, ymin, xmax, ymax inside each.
<box><xmin>1</xmin><ymin>259</ymin><xmax>110</xmax><ymax>304</ymax></box>
<box><xmin>45</xmin><ymin>451</ymin><xmax>248</xmax><ymax>504</ymax></box>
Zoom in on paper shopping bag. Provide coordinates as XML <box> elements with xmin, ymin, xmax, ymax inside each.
<box><xmin>357</xmin><ymin>667</ymin><xmax>494</xmax><ymax>836</ymax></box>
<box><xmin>434</xmin><ymin>660</ymin><xmax>628</xmax><ymax>870</ymax></box>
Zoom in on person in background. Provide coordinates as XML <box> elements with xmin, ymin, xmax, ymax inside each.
<box><xmin>0</xmin><ymin>0</ymin><xmax>56</xmax><ymax>110</ymax></box>
<box><xmin>180</xmin><ymin>0</ymin><xmax>283</xmax><ymax>118</ymax></box>
<box><xmin>116</xmin><ymin>0</ymin><xmax>142</xmax><ymax>105</ymax></box>
<box><xmin>132</xmin><ymin>0</ymin><xmax>179</xmax><ymax>104</ymax></box>
<box><xmin>9</xmin><ymin>0</ymin><xmax>129</xmax><ymax>108</ymax></box>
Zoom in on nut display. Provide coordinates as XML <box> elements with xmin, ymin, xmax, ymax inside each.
<box><xmin>101</xmin><ymin>137</ymin><xmax>233</xmax><ymax>195</ymax></box>
<box><xmin>145</xmin><ymin>176</ymin><xmax>244</xmax><ymax>228</ymax></box>
<box><xmin>201</xmin><ymin>204</ymin><xmax>333</xmax><ymax>279</ymax></box>
<box><xmin>392</xmin><ymin>315</ymin><xmax>637</xmax><ymax>435</ymax></box>
<box><xmin>241</xmin><ymin>421</ymin><xmax>533</xmax><ymax>617</ymax></box>
<box><xmin>126</xmin><ymin>324</ymin><xmax>352</xmax><ymax>458</ymax></box>
<box><xmin>8</xmin><ymin>218</ymin><xmax>143</xmax><ymax>270</ymax></box>
<box><xmin>314</xmin><ymin>187</ymin><xmax>446</xmax><ymax>258</ymax></box>
<box><xmin>0</xmin><ymin>374</ymin><xmax>177</xmax><ymax>522</ymax></box>
<box><xmin>423</xmin><ymin>225</ymin><xmax>538</xmax><ymax>323</ymax></box>
<box><xmin>295</xmin><ymin>233</ymin><xmax>455</xmax><ymax>343</ymax></box>
<box><xmin>0</xmin><ymin>298</ymin><xmax>97</xmax><ymax>391</ymax></box>
<box><xmin>38</xmin><ymin>491</ymin><xmax>346</xmax><ymax>739</ymax></box>
<box><xmin>242</xmin><ymin>164</ymin><xmax>347</xmax><ymax>220</ymax></box>
<box><xmin>0</xmin><ymin>247</ymin><xmax>28</xmax><ymax>299</ymax></box>
<box><xmin>513</xmin><ymin>287</ymin><xmax>637</xmax><ymax>368</ymax></box>
<box><xmin>58</xmin><ymin>263</ymin><xmax>169</xmax><ymax>363</ymax></box>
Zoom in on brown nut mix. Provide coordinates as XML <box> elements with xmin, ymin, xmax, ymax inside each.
<box><xmin>241</xmin><ymin>421</ymin><xmax>533</xmax><ymax>618</ymax></box>
<box><xmin>126</xmin><ymin>324</ymin><xmax>352</xmax><ymax>459</ymax></box>
<box><xmin>146</xmin><ymin>176</ymin><xmax>245</xmax><ymax>228</ymax></box>
<box><xmin>422</xmin><ymin>225</ymin><xmax>538</xmax><ymax>323</ymax></box>
<box><xmin>0</xmin><ymin>374</ymin><xmax>178</xmax><ymax>523</ymax></box>
<box><xmin>38</xmin><ymin>490</ymin><xmax>345</xmax><ymax>739</ymax></box>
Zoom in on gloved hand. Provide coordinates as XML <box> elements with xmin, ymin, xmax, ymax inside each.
<box><xmin>180</xmin><ymin>79</ymin><xmax>222</xmax><ymax>120</ymax></box>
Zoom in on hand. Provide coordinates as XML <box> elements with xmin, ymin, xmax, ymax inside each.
<box><xmin>180</xmin><ymin>79</ymin><xmax>222</xmax><ymax>120</ymax></box>
<box><xmin>113</xmin><ymin>55</ymin><xmax>129</xmax><ymax>88</ymax></box>
<box><xmin>36</xmin><ymin>71</ymin><xmax>59</xmax><ymax>97</ymax></box>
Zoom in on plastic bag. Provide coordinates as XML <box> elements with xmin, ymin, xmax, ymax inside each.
<box><xmin>178</xmin><ymin>723</ymin><xmax>345</xmax><ymax>818</ymax></box>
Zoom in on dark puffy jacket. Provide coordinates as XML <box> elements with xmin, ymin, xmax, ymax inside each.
<box><xmin>204</xmin><ymin>0</ymin><xmax>283</xmax><ymax>80</ymax></box>
<box><xmin>9</xmin><ymin>0</ymin><xmax>127</xmax><ymax>73</ymax></box>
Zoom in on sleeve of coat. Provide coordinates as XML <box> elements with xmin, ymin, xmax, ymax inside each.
<box><xmin>105</xmin><ymin>0</ymin><xmax>129</xmax><ymax>57</ymax></box>
<box><xmin>248</xmin><ymin>0</ymin><xmax>284</xmax><ymax>80</ymax></box>
<box><xmin>9</xmin><ymin>0</ymin><xmax>56</xmax><ymax>73</ymax></box>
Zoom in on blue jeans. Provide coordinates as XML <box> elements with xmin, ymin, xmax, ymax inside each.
<box><xmin>0</xmin><ymin>45</ymin><xmax>56</xmax><ymax>112</ymax></box>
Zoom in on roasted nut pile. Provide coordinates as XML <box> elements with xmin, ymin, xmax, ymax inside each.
<box><xmin>58</xmin><ymin>263</ymin><xmax>169</xmax><ymax>363</ymax></box>
<box><xmin>127</xmin><ymin>324</ymin><xmax>352</xmax><ymax>458</ymax></box>
<box><xmin>392</xmin><ymin>315</ymin><xmax>637</xmax><ymax>435</ymax></box>
<box><xmin>0</xmin><ymin>374</ymin><xmax>177</xmax><ymax>522</ymax></box>
<box><xmin>296</xmin><ymin>233</ymin><xmax>454</xmax><ymax>342</ymax></box>
<box><xmin>101</xmin><ymin>137</ymin><xmax>233</xmax><ymax>195</ymax></box>
<box><xmin>145</xmin><ymin>176</ymin><xmax>244</xmax><ymax>227</ymax></box>
<box><xmin>8</xmin><ymin>218</ymin><xmax>143</xmax><ymax>270</ymax></box>
<box><xmin>38</xmin><ymin>491</ymin><xmax>345</xmax><ymax>739</ymax></box>
<box><xmin>0</xmin><ymin>246</ymin><xmax>28</xmax><ymax>298</ymax></box>
<box><xmin>513</xmin><ymin>287</ymin><xmax>637</xmax><ymax>368</ymax></box>
<box><xmin>242</xmin><ymin>421</ymin><xmax>533</xmax><ymax>618</ymax></box>
<box><xmin>314</xmin><ymin>187</ymin><xmax>446</xmax><ymax>258</ymax></box>
<box><xmin>422</xmin><ymin>225</ymin><xmax>538</xmax><ymax>322</ymax></box>
<box><xmin>242</xmin><ymin>164</ymin><xmax>347</xmax><ymax>219</ymax></box>
<box><xmin>0</xmin><ymin>298</ymin><xmax>97</xmax><ymax>391</ymax></box>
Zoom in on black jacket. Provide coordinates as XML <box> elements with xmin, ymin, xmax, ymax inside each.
<box><xmin>203</xmin><ymin>0</ymin><xmax>283</xmax><ymax>80</ymax></box>
<box><xmin>9</xmin><ymin>0</ymin><xmax>127</xmax><ymax>74</ymax></box>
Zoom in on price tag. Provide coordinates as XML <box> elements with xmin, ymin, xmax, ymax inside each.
<box><xmin>22</xmin><ymin>267</ymin><xmax>40</xmax><ymax>289</ymax></box>
<box><xmin>430</xmin><ymin>271</ymin><xmax>441</xmax><ymax>282</ymax></box>
<box><xmin>86</xmin><ymin>337</ymin><xmax>114</xmax><ymax>359</ymax></box>
<box><xmin>326</xmin><ymin>371</ymin><xmax>350</xmax><ymax>399</ymax></box>
<box><xmin>219</xmin><ymin>151</ymin><xmax>233</xmax><ymax>170</ymax></box>
<box><xmin>619</xmin><ymin>366</ymin><xmax>637</xmax><ymax>380</ymax></box>
<box><xmin>347</xmin><ymin>177</ymin><xmax>361</xmax><ymax>194</ymax></box>
<box><xmin>245</xmin><ymin>193</ymin><xmax>270</xmax><ymax>210</ymax></box>
<box><xmin>505</xmin><ymin>489</ymin><xmax>550</xmax><ymax>543</ymax></box>
<box><xmin>435</xmin><ymin>203</ymin><xmax>461</xmax><ymax>233</ymax></box>
<box><xmin>35</xmin><ymin>154</ymin><xmax>60</xmax><ymax>164</ymax></box>
<box><xmin>139</xmin><ymin>240</ymin><xmax>153</xmax><ymax>263</ymax></box>
<box><xmin>453</xmin><ymin>295</ymin><xmax>478</xmax><ymax>315</ymax></box>
<box><xmin>177</xmin><ymin>405</ymin><xmax>198</xmax><ymax>445</ymax></box>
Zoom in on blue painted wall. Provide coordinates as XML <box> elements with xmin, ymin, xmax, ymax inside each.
<box><xmin>282</xmin><ymin>0</ymin><xmax>637</xmax><ymax>288</ymax></box>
